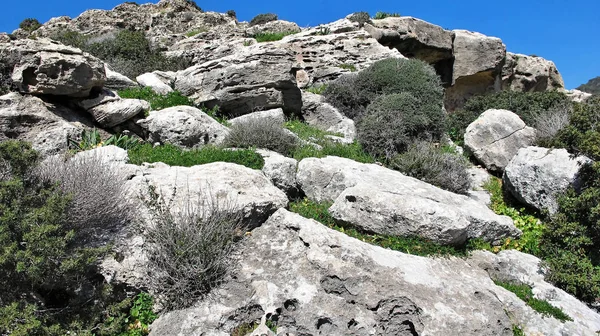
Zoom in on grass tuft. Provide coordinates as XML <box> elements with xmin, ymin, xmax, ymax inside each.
<box><xmin>494</xmin><ymin>280</ymin><xmax>572</xmax><ymax>322</ymax></box>
<box><xmin>253</xmin><ymin>31</ymin><xmax>296</xmax><ymax>42</ymax></box>
<box><xmin>118</xmin><ymin>87</ymin><xmax>194</xmax><ymax>111</ymax></box>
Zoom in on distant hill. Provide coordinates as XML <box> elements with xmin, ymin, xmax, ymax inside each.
<box><xmin>577</xmin><ymin>76</ymin><xmax>600</xmax><ymax>94</ymax></box>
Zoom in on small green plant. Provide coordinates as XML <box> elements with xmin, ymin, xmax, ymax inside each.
<box><xmin>253</xmin><ymin>31</ymin><xmax>296</xmax><ymax>42</ymax></box>
<box><xmin>121</xmin><ymin>293</ymin><xmax>157</xmax><ymax>336</ymax></box>
<box><xmin>266</xmin><ymin>319</ymin><xmax>277</xmax><ymax>333</ymax></box>
<box><xmin>249</xmin><ymin>13</ymin><xmax>278</xmax><ymax>26</ymax></box>
<box><xmin>68</xmin><ymin>128</ymin><xmax>103</xmax><ymax>151</ymax></box>
<box><xmin>512</xmin><ymin>325</ymin><xmax>525</xmax><ymax>336</ymax></box>
<box><xmin>348</xmin><ymin>12</ymin><xmax>372</xmax><ymax>27</ymax></box>
<box><xmin>231</xmin><ymin>322</ymin><xmax>258</xmax><ymax>336</ymax></box>
<box><xmin>289</xmin><ymin>199</ymin><xmax>471</xmax><ymax>257</ymax></box>
<box><xmin>315</xmin><ymin>26</ymin><xmax>331</xmax><ymax>35</ymax></box>
<box><xmin>105</xmin><ymin>133</ymin><xmax>142</xmax><ymax>150</ymax></box>
<box><xmin>305</xmin><ymin>84</ymin><xmax>328</xmax><ymax>95</ymax></box>
<box><xmin>243</xmin><ymin>39</ymin><xmax>254</xmax><ymax>46</ymax></box>
<box><xmin>338</xmin><ymin>63</ymin><xmax>357</xmax><ymax>72</ymax></box>
<box><xmin>185</xmin><ymin>28</ymin><xmax>207</xmax><ymax>37</ymax></box>
<box><xmin>118</xmin><ymin>87</ymin><xmax>194</xmax><ymax>111</ymax></box>
<box><xmin>128</xmin><ymin>144</ymin><xmax>264</xmax><ymax>169</ymax></box>
<box><xmin>19</xmin><ymin>18</ymin><xmax>41</xmax><ymax>32</ymax></box>
<box><xmin>373</xmin><ymin>12</ymin><xmax>401</xmax><ymax>19</ymax></box>
<box><xmin>200</xmin><ymin>104</ymin><xmax>228</xmax><ymax>125</ymax></box>
<box><xmin>494</xmin><ymin>281</ymin><xmax>572</xmax><ymax>322</ymax></box>
<box><xmin>284</xmin><ymin>119</ymin><xmax>340</xmax><ymax>144</ymax></box>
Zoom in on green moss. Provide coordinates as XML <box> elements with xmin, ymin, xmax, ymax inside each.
<box><xmin>494</xmin><ymin>281</ymin><xmax>572</xmax><ymax>322</ymax></box>
<box><xmin>128</xmin><ymin>144</ymin><xmax>264</xmax><ymax>169</ymax></box>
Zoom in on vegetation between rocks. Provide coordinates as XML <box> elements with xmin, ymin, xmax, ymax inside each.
<box><xmin>19</xmin><ymin>18</ymin><xmax>41</xmax><ymax>32</ymax></box>
<box><xmin>373</xmin><ymin>12</ymin><xmax>401</xmax><ymax>19</ymax></box>
<box><xmin>225</xmin><ymin>118</ymin><xmax>299</xmax><ymax>156</ymax></box>
<box><xmin>494</xmin><ymin>280</ymin><xmax>572</xmax><ymax>322</ymax></box>
<box><xmin>249</xmin><ymin>13</ymin><xmax>278</xmax><ymax>27</ymax></box>
<box><xmin>118</xmin><ymin>87</ymin><xmax>194</xmax><ymax>112</ymax></box>
<box><xmin>252</xmin><ymin>31</ymin><xmax>296</xmax><ymax>42</ymax></box>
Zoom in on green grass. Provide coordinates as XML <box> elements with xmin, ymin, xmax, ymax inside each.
<box><xmin>284</xmin><ymin>119</ymin><xmax>341</xmax><ymax>143</ymax></box>
<box><xmin>118</xmin><ymin>87</ymin><xmax>194</xmax><ymax>112</ymax></box>
<box><xmin>494</xmin><ymin>280</ymin><xmax>572</xmax><ymax>322</ymax></box>
<box><xmin>128</xmin><ymin>144</ymin><xmax>264</xmax><ymax>169</ymax></box>
<box><xmin>305</xmin><ymin>84</ymin><xmax>328</xmax><ymax>95</ymax></box>
<box><xmin>185</xmin><ymin>28</ymin><xmax>207</xmax><ymax>37</ymax></box>
<box><xmin>292</xmin><ymin>142</ymin><xmax>375</xmax><ymax>163</ymax></box>
<box><xmin>338</xmin><ymin>63</ymin><xmax>357</xmax><ymax>72</ymax></box>
<box><xmin>482</xmin><ymin>177</ymin><xmax>545</xmax><ymax>256</ymax></box>
<box><xmin>289</xmin><ymin>199</ymin><xmax>472</xmax><ymax>257</ymax></box>
<box><xmin>253</xmin><ymin>31</ymin><xmax>296</xmax><ymax>42</ymax></box>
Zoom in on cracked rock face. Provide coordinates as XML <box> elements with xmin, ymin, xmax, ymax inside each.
<box><xmin>464</xmin><ymin>109</ymin><xmax>536</xmax><ymax>173</ymax></box>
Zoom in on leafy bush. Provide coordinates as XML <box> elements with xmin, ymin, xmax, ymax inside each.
<box><xmin>348</xmin><ymin>12</ymin><xmax>372</xmax><ymax>27</ymax></box>
<box><xmin>224</xmin><ymin>119</ymin><xmax>299</xmax><ymax>156</ymax></box>
<box><xmin>118</xmin><ymin>87</ymin><xmax>194</xmax><ymax>111</ymax></box>
<box><xmin>141</xmin><ymin>185</ymin><xmax>243</xmax><ymax>311</ymax></box>
<box><xmin>249</xmin><ymin>13</ymin><xmax>278</xmax><ymax>26</ymax></box>
<box><xmin>448</xmin><ymin>90</ymin><xmax>571</xmax><ymax>145</ymax></box>
<box><xmin>390</xmin><ymin>141</ymin><xmax>470</xmax><ymax>194</ymax></box>
<box><xmin>357</xmin><ymin>92</ymin><xmax>446</xmax><ymax>160</ymax></box>
<box><xmin>494</xmin><ymin>280</ymin><xmax>572</xmax><ymax>322</ymax></box>
<box><xmin>289</xmin><ymin>199</ymin><xmax>471</xmax><ymax>257</ymax></box>
<box><xmin>373</xmin><ymin>12</ymin><xmax>401</xmax><ymax>19</ymax></box>
<box><xmin>253</xmin><ymin>31</ymin><xmax>296</xmax><ymax>42</ymax></box>
<box><xmin>226</xmin><ymin>10</ymin><xmax>237</xmax><ymax>19</ymax></box>
<box><xmin>19</xmin><ymin>18</ymin><xmax>41</xmax><ymax>32</ymax></box>
<box><xmin>52</xmin><ymin>30</ymin><xmax>191</xmax><ymax>79</ymax></box>
<box><xmin>68</xmin><ymin>128</ymin><xmax>141</xmax><ymax>152</ymax></box>
<box><xmin>128</xmin><ymin>143</ymin><xmax>264</xmax><ymax>169</ymax></box>
<box><xmin>322</xmin><ymin>74</ymin><xmax>370</xmax><ymax>119</ymax></box>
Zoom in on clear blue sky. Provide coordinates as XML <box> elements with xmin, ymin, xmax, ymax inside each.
<box><xmin>1</xmin><ymin>0</ymin><xmax>598</xmax><ymax>89</ymax></box>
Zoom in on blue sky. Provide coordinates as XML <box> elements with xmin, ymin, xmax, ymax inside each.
<box><xmin>1</xmin><ymin>0</ymin><xmax>598</xmax><ymax>89</ymax></box>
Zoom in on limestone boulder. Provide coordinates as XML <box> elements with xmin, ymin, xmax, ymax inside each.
<box><xmin>149</xmin><ymin>209</ymin><xmax>600</xmax><ymax>335</ymax></box>
<box><xmin>503</xmin><ymin>146</ymin><xmax>591</xmax><ymax>214</ymax></box>
<box><xmin>228</xmin><ymin>108</ymin><xmax>285</xmax><ymax>126</ymax></box>
<box><xmin>256</xmin><ymin>149</ymin><xmax>300</xmax><ymax>197</ymax></box>
<box><xmin>88</xmin><ymin>98</ymin><xmax>150</xmax><ymax>128</ymax></box>
<box><xmin>502</xmin><ymin>52</ymin><xmax>565</xmax><ymax>92</ymax></box>
<box><xmin>464</xmin><ymin>109</ymin><xmax>536</xmax><ymax>173</ymax></box>
<box><xmin>301</xmin><ymin>92</ymin><xmax>356</xmax><ymax>140</ymax></box>
<box><xmin>245</xmin><ymin>20</ymin><xmax>301</xmax><ymax>36</ymax></box>
<box><xmin>297</xmin><ymin>156</ymin><xmax>519</xmax><ymax>245</ymax></box>
<box><xmin>104</xmin><ymin>64</ymin><xmax>139</xmax><ymax>91</ymax></box>
<box><xmin>136</xmin><ymin>73</ymin><xmax>173</xmax><ymax>95</ymax></box>
<box><xmin>137</xmin><ymin>105</ymin><xmax>229</xmax><ymax>147</ymax></box>
<box><xmin>0</xmin><ymin>38</ymin><xmax>105</xmax><ymax>97</ymax></box>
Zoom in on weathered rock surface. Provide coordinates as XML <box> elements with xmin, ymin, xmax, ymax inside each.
<box><xmin>88</xmin><ymin>98</ymin><xmax>150</xmax><ymax>128</ymax></box>
<box><xmin>503</xmin><ymin>146</ymin><xmax>590</xmax><ymax>214</ymax></box>
<box><xmin>297</xmin><ymin>156</ymin><xmax>519</xmax><ymax>245</ymax></box>
<box><xmin>137</xmin><ymin>105</ymin><xmax>229</xmax><ymax>147</ymax></box>
<box><xmin>104</xmin><ymin>64</ymin><xmax>138</xmax><ymax>90</ymax></box>
<box><xmin>228</xmin><ymin>108</ymin><xmax>285</xmax><ymax>126</ymax></box>
<box><xmin>563</xmin><ymin>88</ymin><xmax>593</xmax><ymax>103</ymax></box>
<box><xmin>467</xmin><ymin>166</ymin><xmax>493</xmax><ymax>205</ymax></box>
<box><xmin>445</xmin><ymin>30</ymin><xmax>506</xmax><ymax>111</ymax></box>
<box><xmin>136</xmin><ymin>73</ymin><xmax>173</xmax><ymax>95</ymax></box>
<box><xmin>301</xmin><ymin>92</ymin><xmax>356</xmax><ymax>140</ymax></box>
<box><xmin>150</xmin><ymin>209</ymin><xmax>599</xmax><ymax>335</ymax></box>
<box><xmin>174</xmin><ymin>44</ymin><xmax>302</xmax><ymax>117</ymax></box>
<box><xmin>502</xmin><ymin>52</ymin><xmax>565</xmax><ymax>92</ymax></box>
<box><xmin>0</xmin><ymin>92</ymin><xmax>92</xmax><ymax>155</ymax></box>
<box><xmin>256</xmin><ymin>149</ymin><xmax>299</xmax><ymax>197</ymax></box>
<box><xmin>0</xmin><ymin>38</ymin><xmax>106</xmax><ymax>97</ymax></box>
<box><xmin>245</xmin><ymin>20</ymin><xmax>301</xmax><ymax>36</ymax></box>
<box><xmin>469</xmin><ymin>250</ymin><xmax>600</xmax><ymax>335</ymax></box>
<box><xmin>464</xmin><ymin>109</ymin><xmax>536</xmax><ymax>173</ymax></box>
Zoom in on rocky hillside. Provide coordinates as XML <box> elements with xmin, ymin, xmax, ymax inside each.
<box><xmin>1</xmin><ymin>1</ymin><xmax>600</xmax><ymax>335</ymax></box>
<box><xmin>577</xmin><ymin>76</ymin><xmax>600</xmax><ymax>94</ymax></box>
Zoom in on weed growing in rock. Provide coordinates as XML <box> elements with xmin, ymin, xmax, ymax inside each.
<box><xmin>249</xmin><ymin>13</ymin><xmax>278</xmax><ymax>26</ymax></box>
<box><xmin>185</xmin><ymin>28</ymin><xmax>207</xmax><ymax>37</ymax></box>
<box><xmin>315</xmin><ymin>26</ymin><xmax>331</xmax><ymax>35</ymax></box>
<box><xmin>18</xmin><ymin>18</ymin><xmax>41</xmax><ymax>32</ymax></box>
<box><xmin>512</xmin><ymin>325</ymin><xmax>525</xmax><ymax>336</ymax></box>
<box><xmin>226</xmin><ymin>10</ymin><xmax>237</xmax><ymax>19</ymax></box>
<box><xmin>348</xmin><ymin>12</ymin><xmax>372</xmax><ymax>27</ymax></box>
<box><xmin>284</xmin><ymin>119</ymin><xmax>341</xmax><ymax>143</ymax></box>
<box><xmin>292</xmin><ymin>142</ymin><xmax>375</xmax><ymax>163</ymax></box>
<box><xmin>289</xmin><ymin>199</ymin><xmax>471</xmax><ymax>257</ymax></box>
<box><xmin>305</xmin><ymin>84</ymin><xmax>328</xmax><ymax>95</ymax></box>
<box><xmin>118</xmin><ymin>87</ymin><xmax>194</xmax><ymax>111</ymax></box>
<box><xmin>253</xmin><ymin>31</ymin><xmax>296</xmax><ymax>42</ymax></box>
<box><xmin>494</xmin><ymin>281</ymin><xmax>572</xmax><ymax>322</ymax></box>
<box><xmin>373</xmin><ymin>12</ymin><xmax>401</xmax><ymax>19</ymax></box>
<box><xmin>68</xmin><ymin>128</ymin><xmax>141</xmax><ymax>152</ymax></box>
<box><xmin>225</xmin><ymin>119</ymin><xmax>299</xmax><ymax>156</ymax></box>
<box><xmin>128</xmin><ymin>143</ymin><xmax>265</xmax><ymax>169</ymax></box>
<box><xmin>338</xmin><ymin>63</ymin><xmax>357</xmax><ymax>72</ymax></box>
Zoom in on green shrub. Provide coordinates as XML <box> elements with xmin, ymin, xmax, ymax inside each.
<box><xmin>494</xmin><ymin>281</ymin><xmax>572</xmax><ymax>322</ymax></box>
<box><xmin>249</xmin><ymin>13</ymin><xmax>278</xmax><ymax>26</ymax></box>
<box><xmin>284</xmin><ymin>119</ymin><xmax>341</xmax><ymax>144</ymax></box>
<box><xmin>118</xmin><ymin>87</ymin><xmax>194</xmax><ymax>111</ymax></box>
<box><xmin>348</xmin><ymin>12</ymin><xmax>372</xmax><ymax>27</ymax></box>
<box><xmin>305</xmin><ymin>84</ymin><xmax>328</xmax><ymax>95</ymax></box>
<box><xmin>322</xmin><ymin>74</ymin><xmax>370</xmax><ymax>119</ymax></box>
<box><xmin>67</xmin><ymin>128</ymin><xmax>141</xmax><ymax>152</ymax></box>
<box><xmin>141</xmin><ymin>185</ymin><xmax>243</xmax><ymax>311</ymax></box>
<box><xmin>315</xmin><ymin>26</ymin><xmax>331</xmax><ymax>35</ymax></box>
<box><xmin>253</xmin><ymin>31</ymin><xmax>296</xmax><ymax>42</ymax></box>
<box><xmin>226</xmin><ymin>10</ymin><xmax>237</xmax><ymax>19</ymax></box>
<box><xmin>19</xmin><ymin>18</ymin><xmax>41</xmax><ymax>32</ymax></box>
<box><xmin>390</xmin><ymin>141</ymin><xmax>470</xmax><ymax>194</ymax></box>
<box><xmin>357</xmin><ymin>92</ymin><xmax>446</xmax><ymax>160</ymax></box>
<box><xmin>224</xmin><ymin>119</ymin><xmax>299</xmax><ymax>156</ymax></box>
<box><xmin>289</xmin><ymin>199</ymin><xmax>470</xmax><ymax>257</ymax></box>
<box><xmin>373</xmin><ymin>12</ymin><xmax>401</xmax><ymax>19</ymax></box>
<box><xmin>128</xmin><ymin>143</ymin><xmax>264</xmax><ymax>169</ymax></box>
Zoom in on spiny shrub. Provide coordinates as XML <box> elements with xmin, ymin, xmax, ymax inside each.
<box><xmin>249</xmin><ymin>13</ymin><xmax>278</xmax><ymax>26</ymax></box>
<box><xmin>373</xmin><ymin>12</ymin><xmax>401</xmax><ymax>19</ymax></box>
<box><xmin>322</xmin><ymin>74</ymin><xmax>370</xmax><ymax>119</ymax></box>
<box><xmin>224</xmin><ymin>118</ymin><xmax>299</xmax><ymax>156</ymax></box>
<box><xmin>141</xmin><ymin>186</ymin><xmax>243</xmax><ymax>311</ymax></box>
<box><xmin>357</xmin><ymin>92</ymin><xmax>446</xmax><ymax>160</ymax></box>
<box><xmin>531</xmin><ymin>102</ymin><xmax>572</xmax><ymax>146</ymax></box>
<box><xmin>390</xmin><ymin>141</ymin><xmax>470</xmax><ymax>194</ymax></box>
<box><xmin>118</xmin><ymin>87</ymin><xmax>194</xmax><ymax>111</ymax></box>
<box><xmin>226</xmin><ymin>10</ymin><xmax>237</xmax><ymax>19</ymax></box>
<box><xmin>19</xmin><ymin>18</ymin><xmax>41</xmax><ymax>32</ymax></box>
<box><xmin>348</xmin><ymin>12</ymin><xmax>372</xmax><ymax>27</ymax></box>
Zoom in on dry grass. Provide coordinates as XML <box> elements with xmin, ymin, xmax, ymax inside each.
<box><xmin>224</xmin><ymin>118</ymin><xmax>299</xmax><ymax>156</ymax></box>
<box><xmin>532</xmin><ymin>103</ymin><xmax>572</xmax><ymax>145</ymax></box>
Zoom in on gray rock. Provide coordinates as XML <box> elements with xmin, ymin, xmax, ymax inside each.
<box><xmin>301</xmin><ymin>92</ymin><xmax>356</xmax><ymax>140</ymax></box>
<box><xmin>174</xmin><ymin>44</ymin><xmax>302</xmax><ymax>117</ymax></box>
<box><xmin>1</xmin><ymin>38</ymin><xmax>106</xmax><ymax>97</ymax></box>
<box><xmin>464</xmin><ymin>109</ymin><xmax>536</xmax><ymax>173</ymax></box>
<box><xmin>467</xmin><ymin>166</ymin><xmax>493</xmax><ymax>205</ymax></box>
<box><xmin>256</xmin><ymin>149</ymin><xmax>299</xmax><ymax>197</ymax></box>
<box><xmin>75</xmin><ymin>88</ymin><xmax>120</xmax><ymax>110</ymax></box>
<box><xmin>503</xmin><ymin>146</ymin><xmax>590</xmax><ymax>214</ymax></box>
<box><xmin>0</xmin><ymin>92</ymin><xmax>92</xmax><ymax>156</ymax></box>
<box><xmin>245</xmin><ymin>20</ymin><xmax>301</xmax><ymax>36</ymax></box>
<box><xmin>136</xmin><ymin>73</ymin><xmax>173</xmax><ymax>95</ymax></box>
<box><xmin>228</xmin><ymin>108</ymin><xmax>285</xmax><ymax>126</ymax></box>
<box><xmin>469</xmin><ymin>250</ymin><xmax>600</xmax><ymax>335</ymax></box>
<box><xmin>137</xmin><ymin>105</ymin><xmax>229</xmax><ymax>147</ymax></box>
<box><xmin>88</xmin><ymin>98</ymin><xmax>150</xmax><ymax>128</ymax></box>
<box><xmin>104</xmin><ymin>64</ymin><xmax>138</xmax><ymax>91</ymax></box>
<box><xmin>149</xmin><ymin>208</ymin><xmax>599</xmax><ymax>336</ymax></box>
<box><xmin>297</xmin><ymin>156</ymin><xmax>519</xmax><ymax>245</ymax></box>
<box><xmin>502</xmin><ymin>52</ymin><xmax>565</xmax><ymax>92</ymax></box>
<box><xmin>563</xmin><ymin>88</ymin><xmax>592</xmax><ymax>103</ymax></box>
